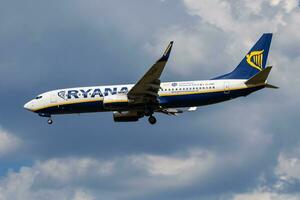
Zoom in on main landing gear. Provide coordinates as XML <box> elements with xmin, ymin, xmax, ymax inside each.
<box><xmin>38</xmin><ymin>113</ymin><xmax>53</xmax><ymax>125</ymax></box>
<box><xmin>148</xmin><ymin>115</ymin><xmax>157</xmax><ymax>125</ymax></box>
<box><xmin>144</xmin><ymin>107</ymin><xmax>157</xmax><ymax>125</ymax></box>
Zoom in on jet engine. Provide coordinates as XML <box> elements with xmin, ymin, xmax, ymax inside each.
<box><xmin>113</xmin><ymin>111</ymin><xmax>143</xmax><ymax>122</ymax></box>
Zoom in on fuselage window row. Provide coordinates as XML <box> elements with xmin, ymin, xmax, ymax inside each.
<box><xmin>160</xmin><ymin>86</ymin><xmax>215</xmax><ymax>92</ymax></box>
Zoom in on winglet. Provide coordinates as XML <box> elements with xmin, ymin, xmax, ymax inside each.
<box><xmin>265</xmin><ymin>83</ymin><xmax>279</xmax><ymax>89</ymax></box>
<box><xmin>158</xmin><ymin>41</ymin><xmax>174</xmax><ymax>62</ymax></box>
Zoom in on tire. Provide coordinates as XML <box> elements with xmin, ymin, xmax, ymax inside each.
<box><xmin>148</xmin><ymin>116</ymin><xmax>157</xmax><ymax>125</ymax></box>
<box><xmin>47</xmin><ymin>119</ymin><xmax>53</xmax><ymax>125</ymax></box>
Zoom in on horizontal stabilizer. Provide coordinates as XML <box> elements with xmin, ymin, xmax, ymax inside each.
<box><xmin>245</xmin><ymin>66</ymin><xmax>272</xmax><ymax>86</ymax></box>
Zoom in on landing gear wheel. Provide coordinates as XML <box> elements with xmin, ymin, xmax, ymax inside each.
<box><xmin>148</xmin><ymin>116</ymin><xmax>157</xmax><ymax>125</ymax></box>
<box><xmin>47</xmin><ymin>118</ymin><xmax>53</xmax><ymax>125</ymax></box>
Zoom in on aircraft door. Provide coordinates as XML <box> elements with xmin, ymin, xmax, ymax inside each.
<box><xmin>224</xmin><ymin>82</ymin><xmax>230</xmax><ymax>95</ymax></box>
<box><xmin>50</xmin><ymin>92</ymin><xmax>57</xmax><ymax>103</ymax></box>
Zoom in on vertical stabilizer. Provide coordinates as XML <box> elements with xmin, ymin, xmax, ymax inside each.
<box><xmin>214</xmin><ymin>33</ymin><xmax>273</xmax><ymax>80</ymax></box>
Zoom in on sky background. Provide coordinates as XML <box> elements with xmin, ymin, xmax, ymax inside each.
<box><xmin>0</xmin><ymin>0</ymin><xmax>300</xmax><ymax>199</ymax></box>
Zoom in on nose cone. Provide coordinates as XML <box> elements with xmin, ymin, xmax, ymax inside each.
<box><xmin>24</xmin><ymin>101</ymin><xmax>33</xmax><ymax>111</ymax></box>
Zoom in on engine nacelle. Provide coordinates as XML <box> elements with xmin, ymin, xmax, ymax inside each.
<box><xmin>103</xmin><ymin>94</ymin><xmax>130</xmax><ymax>110</ymax></box>
<box><xmin>113</xmin><ymin>111</ymin><xmax>142</xmax><ymax>122</ymax></box>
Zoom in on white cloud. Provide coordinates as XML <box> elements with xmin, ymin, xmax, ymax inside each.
<box><xmin>0</xmin><ymin>1</ymin><xmax>300</xmax><ymax>200</ymax></box>
<box><xmin>232</xmin><ymin>144</ymin><xmax>300</xmax><ymax>198</ymax></box>
<box><xmin>184</xmin><ymin>0</ymin><xmax>236</xmax><ymax>32</ymax></box>
<box><xmin>145</xmin><ymin>27</ymin><xmax>225</xmax><ymax>76</ymax></box>
<box><xmin>273</xmin><ymin>144</ymin><xmax>300</xmax><ymax>191</ymax></box>
<box><xmin>3</xmin><ymin>144</ymin><xmax>293</xmax><ymax>200</ymax></box>
<box><xmin>232</xmin><ymin>191</ymin><xmax>300</xmax><ymax>200</ymax></box>
<box><xmin>135</xmin><ymin>149</ymin><xmax>215</xmax><ymax>176</ymax></box>
<box><xmin>276</xmin><ymin>152</ymin><xmax>300</xmax><ymax>181</ymax></box>
<box><xmin>0</xmin><ymin>128</ymin><xmax>22</xmax><ymax>157</ymax></box>
<box><xmin>147</xmin><ymin>0</ymin><xmax>299</xmax><ymax>79</ymax></box>
<box><xmin>182</xmin><ymin>0</ymin><xmax>295</xmax><ymax>33</ymax></box>
<box><xmin>282</xmin><ymin>0</ymin><xmax>298</xmax><ymax>12</ymax></box>
<box><xmin>0</xmin><ymin>158</ymin><xmax>109</xmax><ymax>200</ymax></box>
<box><xmin>270</xmin><ymin>0</ymin><xmax>298</xmax><ymax>8</ymax></box>
<box><xmin>0</xmin><ymin>149</ymin><xmax>218</xmax><ymax>200</ymax></box>
<box><xmin>36</xmin><ymin>158</ymin><xmax>114</xmax><ymax>183</ymax></box>
<box><xmin>231</xmin><ymin>143</ymin><xmax>300</xmax><ymax>200</ymax></box>
<box><xmin>72</xmin><ymin>190</ymin><xmax>95</xmax><ymax>200</ymax></box>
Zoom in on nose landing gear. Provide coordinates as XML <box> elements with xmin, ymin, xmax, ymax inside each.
<box><xmin>47</xmin><ymin>118</ymin><xmax>53</xmax><ymax>125</ymax></box>
<box><xmin>38</xmin><ymin>113</ymin><xmax>53</xmax><ymax>125</ymax></box>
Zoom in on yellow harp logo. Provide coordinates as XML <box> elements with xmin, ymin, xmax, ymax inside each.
<box><xmin>246</xmin><ymin>50</ymin><xmax>264</xmax><ymax>71</ymax></box>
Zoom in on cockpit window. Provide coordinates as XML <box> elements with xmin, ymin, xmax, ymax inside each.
<box><xmin>35</xmin><ymin>96</ymin><xmax>43</xmax><ymax>99</ymax></box>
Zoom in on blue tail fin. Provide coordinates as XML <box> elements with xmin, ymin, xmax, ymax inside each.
<box><xmin>214</xmin><ymin>33</ymin><xmax>272</xmax><ymax>80</ymax></box>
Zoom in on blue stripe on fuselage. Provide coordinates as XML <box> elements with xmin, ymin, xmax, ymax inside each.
<box><xmin>36</xmin><ymin>86</ymin><xmax>264</xmax><ymax>115</ymax></box>
<box><xmin>159</xmin><ymin>85</ymin><xmax>263</xmax><ymax>108</ymax></box>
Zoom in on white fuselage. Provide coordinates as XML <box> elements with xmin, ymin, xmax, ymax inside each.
<box><xmin>24</xmin><ymin>79</ymin><xmax>252</xmax><ymax>113</ymax></box>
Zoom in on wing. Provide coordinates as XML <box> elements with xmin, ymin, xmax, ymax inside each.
<box><xmin>127</xmin><ymin>41</ymin><xmax>173</xmax><ymax>104</ymax></box>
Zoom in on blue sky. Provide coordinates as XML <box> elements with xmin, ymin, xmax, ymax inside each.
<box><xmin>0</xmin><ymin>0</ymin><xmax>300</xmax><ymax>199</ymax></box>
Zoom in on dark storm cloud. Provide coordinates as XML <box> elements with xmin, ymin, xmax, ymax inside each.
<box><xmin>0</xmin><ymin>0</ymin><xmax>197</xmax><ymax>183</ymax></box>
<box><xmin>0</xmin><ymin>0</ymin><xmax>300</xmax><ymax>200</ymax></box>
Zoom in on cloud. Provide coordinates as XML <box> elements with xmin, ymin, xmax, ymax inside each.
<box><xmin>72</xmin><ymin>190</ymin><xmax>95</xmax><ymax>200</ymax></box>
<box><xmin>232</xmin><ymin>191</ymin><xmax>300</xmax><ymax>200</ymax></box>
<box><xmin>0</xmin><ymin>127</ymin><xmax>22</xmax><ymax>157</ymax></box>
<box><xmin>276</xmin><ymin>151</ymin><xmax>300</xmax><ymax>181</ymax></box>
<box><xmin>0</xmin><ymin>150</ymin><xmax>217</xmax><ymax>200</ymax></box>
<box><xmin>230</xmin><ymin>144</ymin><xmax>300</xmax><ymax>200</ymax></box>
<box><xmin>271</xmin><ymin>144</ymin><xmax>300</xmax><ymax>192</ymax></box>
<box><xmin>147</xmin><ymin>0</ymin><xmax>299</xmax><ymax>80</ymax></box>
<box><xmin>136</xmin><ymin>150</ymin><xmax>215</xmax><ymax>176</ymax></box>
<box><xmin>0</xmin><ymin>0</ymin><xmax>300</xmax><ymax>200</ymax></box>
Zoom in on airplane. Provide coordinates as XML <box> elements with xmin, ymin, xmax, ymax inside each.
<box><xmin>24</xmin><ymin>33</ymin><xmax>277</xmax><ymax>125</ymax></box>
